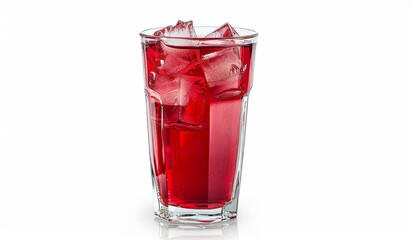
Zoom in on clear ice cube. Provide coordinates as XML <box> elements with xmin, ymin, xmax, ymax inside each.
<box><xmin>199</xmin><ymin>23</ymin><xmax>244</xmax><ymax>99</ymax></box>
<box><xmin>154</xmin><ymin>20</ymin><xmax>197</xmax><ymax>38</ymax></box>
<box><xmin>200</xmin><ymin>46</ymin><xmax>243</xmax><ymax>99</ymax></box>
<box><xmin>205</xmin><ymin>23</ymin><xmax>239</xmax><ymax>38</ymax></box>
<box><xmin>159</xmin><ymin>41</ymin><xmax>201</xmax><ymax>75</ymax></box>
<box><xmin>150</xmin><ymin>74</ymin><xmax>206</xmax><ymax>125</ymax></box>
<box><xmin>154</xmin><ymin>20</ymin><xmax>199</xmax><ymax>47</ymax></box>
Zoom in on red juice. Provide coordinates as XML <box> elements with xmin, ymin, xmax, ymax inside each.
<box><xmin>143</xmin><ymin>38</ymin><xmax>256</xmax><ymax>209</ymax></box>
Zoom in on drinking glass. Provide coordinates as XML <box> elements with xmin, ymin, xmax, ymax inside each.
<box><xmin>140</xmin><ymin>26</ymin><xmax>257</xmax><ymax>223</ymax></box>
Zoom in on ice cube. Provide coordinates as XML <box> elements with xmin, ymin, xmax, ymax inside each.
<box><xmin>198</xmin><ymin>23</ymin><xmax>244</xmax><ymax>99</ymax></box>
<box><xmin>150</xmin><ymin>75</ymin><xmax>206</xmax><ymax>125</ymax></box>
<box><xmin>205</xmin><ymin>23</ymin><xmax>239</xmax><ymax>38</ymax></box>
<box><xmin>159</xmin><ymin>41</ymin><xmax>201</xmax><ymax>75</ymax></box>
<box><xmin>200</xmin><ymin>46</ymin><xmax>243</xmax><ymax>99</ymax></box>
<box><xmin>154</xmin><ymin>20</ymin><xmax>197</xmax><ymax>38</ymax></box>
<box><xmin>144</xmin><ymin>38</ymin><xmax>200</xmax><ymax>77</ymax></box>
<box><xmin>150</xmin><ymin>75</ymin><xmax>194</xmax><ymax>106</ymax></box>
<box><xmin>154</xmin><ymin>20</ymin><xmax>198</xmax><ymax>47</ymax></box>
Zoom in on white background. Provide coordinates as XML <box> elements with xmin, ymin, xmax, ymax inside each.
<box><xmin>0</xmin><ymin>0</ymin><xmax>413</xmax><ymax>239</ymax></box>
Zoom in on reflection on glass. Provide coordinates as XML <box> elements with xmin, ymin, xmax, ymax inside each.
<box><xmin>154</xmin><ymin>218</ymin><xmax>238</xmax><ymax>240</ymax></box>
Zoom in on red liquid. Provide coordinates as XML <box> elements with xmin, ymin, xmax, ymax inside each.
<box><xmin>144</xmin><ymin>41</ymin><xmax>255</xmax><ymax>209</ymax></box>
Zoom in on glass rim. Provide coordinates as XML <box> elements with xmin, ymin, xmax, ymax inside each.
<box><xmin>140</xmin><ymin>26</ymin><xmax>258</xmax><ymax>41</ymax></box>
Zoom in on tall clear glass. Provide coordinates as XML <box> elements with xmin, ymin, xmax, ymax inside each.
<box><xmin>140</xmin><ymin>26</ymin><xmax>257</xmax><ymax>223</ymax></box>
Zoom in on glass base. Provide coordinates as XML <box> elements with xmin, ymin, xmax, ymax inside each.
<box><xmin>155</xmin><ymin>202</ymin><xmax>238</xmax><ymax>223</ymax></box>
<box><xmin>154</xmin><ymin>217</ymin><xmax>239</xmax><ymax>239</ymax></box>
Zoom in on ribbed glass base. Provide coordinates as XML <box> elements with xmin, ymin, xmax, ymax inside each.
<box><xmin>155</xmin><ymin>201</ymin><xmax>238</xmax><ymax>223</ymax></box>
<box><xmin>154</xmin><ymin>217</ymin><xmax>238</xmax><ymax>239</ymax></box>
